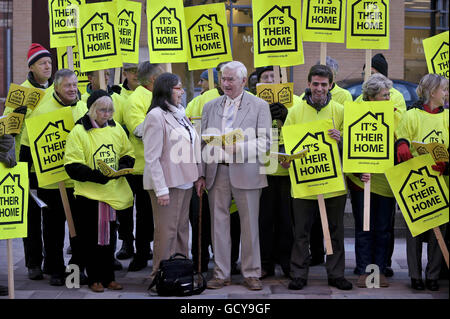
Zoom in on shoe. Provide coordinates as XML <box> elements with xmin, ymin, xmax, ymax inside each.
<box><xmin>113</xmin><ymin>258</ymin><xmax>123</xmax><ymax>271</ymax></box>
<box><xmin>89</xmin><ymin>282</ymin><xmax>104</xmax><ymax>293</ymax></box>
<box><xmin>310</xmin><ymin>257</ymin><xmax>324</xmax><ymax>266</ymax></box>
<box><xmin>356</xmin><ymin>274</ymin><xmax>368</xmax><ymax>288</ymax></box>
<box><xmin>260</xmin><ymin>268</ymin><xmax>275</xmax><ymax>279</ymax></box>
<box><xmin>128</xmin><ymin>256</ymin><xmax>147</xmax><ymax>271</ymax></box>
<box><xmin>243</xmin><ymin>277</ymin><xmax>262</xmax><ymax>291</ymax></box>
<box><xmin>107</xmin><ymin>281</ymin><xmax>123</xmax><ymax>290</ymax></box>
<box><xmin>379</xmin><ymin>274</ymin><xmax>389</xmax><ymax>288</ymax></box>
<box><xmin>288</xmin><ymin>277</ymin><xmax>307</xmax><ymax>290</ymax></box>
<box><xmin>425</xmin><ymin>279</ymin><xmax>439</xmax><ymax>291</ymax></box>
<box><xmin>206</xmin><ymin>277</ymin><xmax>231</xmax><ymax>289</ymax></box>
<box><xmin>66</xmin><ymin>246</ymin><xmax>72</xmax><ymax>255</ymax></box>
<box><xmin>49</xmin><ymin>274</ymin><xmax>65</xmax><ymax>286</ymax></box>
<box><xmin>116</xmin><ymin>240</ymin><xmax>134</xmax><ymax>260</ymax></box>
<box><xmin>28</xmin><ymin>267</ymin><xmax>43</xmax><ymax>280</ymax></box>
<box><xmin>411</xmin><ymin>278</ymin><xmax>425</xmax><ymax>290</ymax></box>
<box><xmin>231</xmin><ymin>262</ymin><xmax>240</xmax><ymax>275</ymax></box>
<box><xmin>79</xmin><ymin>272</ymin><xmax>88</xmax><ymax>285</ymax></box>
<box><xmin>0</xmin><ymin>285</ymin><xmax>8</xmax><ymax>296</ymax></box>
<box><xmin>328</xmin><ymin>277</ymin><xmax>353</xmax><ymax>290</ymax></box>
<box><xmin>384</xmin><ymin>267</ymin><xmax>394</xmax><ymax>277</ymax></box>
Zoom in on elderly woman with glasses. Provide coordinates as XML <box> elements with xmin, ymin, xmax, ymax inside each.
<box><xmin>64</xmin><ymin>90</ymin><xmax>135</xmax><ymax>293</ymax></box>
<box><xmin>347</xmin><ymin>73</ymin><xmax>403</xmax><ymax>289</ymax></box>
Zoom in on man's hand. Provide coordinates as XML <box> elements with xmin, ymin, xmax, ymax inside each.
<box><xmin>360</xmin><ymin>173</ymin><xmax>371</xmax><ymax>183</ymax></box>
<box><xmin>328</xmin><ymin>129</ymin><xmax>340</xmax><ymax>142</ymax></box>
<box><xmin>280</xmin><ymin>161</ymin><xmax>291</xmax><ymax>169</ymax></box>
<box><xmin>432</xmin><ymin>162</ymin><xmax>447</xmax><ymax>176</ymax></box>
<box><xmin>157</xmin><ymin>194</ymin><xmax>170</xmax><ymax>206</ymax></box>
<box><xmin>0</xmin><ymin>135</ymin><xmax>14</xmax><ymax>152</ymax></box>
<box><xmin>195</xmin><ymin>177</ymin><xmax>206</xmax><ymax>197</ymax></box>
<box><xmin>396</xmin><ymin>142</ymin><xmax>413</xmax><ymax>163</ymax></box>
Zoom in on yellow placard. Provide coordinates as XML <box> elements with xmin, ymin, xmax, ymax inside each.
<box><xmin>147</xmin><ymin>0</ymin><xmax>188</xmax><ymax>63</ymax></box>
<box><xmin>117</xmin><ymin>0</ymin><xmax>141</xmax><ymax>64</ymax></box>
<box><xmin>0</xmin><ymin>162</ymin><xmax>29</xmax><ymax>240</ymax></box>
<box><xmin>48</xmin><ymin>0</ymin><xmax>84</xmax><ymax>48</ymax></box>
<box><xmin>256</xmin><ymin>83</ymin><xmax>294</xmax><ymax>108</ymax></box>
<box><xmin>253</xmin><ymin>1</ymin><xmax>304</xmax><ymax>68</ymax></box>
<box><xmin>57</xmin><ymin>45</ymin><xmax>89</xmax><ymax>94</ymax></box>
<box><xmin>412</xmin><ymin>141</ymin><xmax>449</xmax><ymax>163</ymax></box>
<box><xmin>282</xmin><ymin>119</ymin><xmax>346</xmax><ymax>197</ymax></box>
<box><xmin>423</xmin><ymin>31</ymin><xmax>449</xmax><ymax>79</ymax></box>
<box><xmin>26</xmin><ymin>107</ymin><xmax>74</xmax><ymax>187</ymax></box>
<box><xmin>4</xmin><ymin>83</ymin><xmax>46</xmax><ymax>111</ymax></box>
<box><xmin>301</xmin><ymin>0</ymin><xmax>346</xmax><ymax>43</ymax></box>
<box><xmin>0</xmin><ymin>113</ymin><xmax>25</xmax><ymax>137</ymax></box>
<box><xmin>185</xmin><ymin>3</ymin><xmax>232</xmax><ymax>71</ymax></box>
<box><xmin>343</xmin><ymin>101</ymin><xmax>394</xmax><ymax>173</ymax></box>
<box><xmin>385</xmin><ymin>154</ymin><xmax>449</xmax><ymax>237</ymax></box>
<box><xmin>346</xmin><ymin>0</ymin><xmax>390</xmax><ymax>49</ymax></box>
<box><xmin>270</xmin><ymin>148</ymin><xmax>309</xmax><ymax>163</ymax></box>
<box><xmin>201</xmin><ymin>129</ymin><xmax>244</xmax><ymax>147</ymax></box>
<box><xmin>77</xmin><ymin>2</ymin><xmax>123</xmax><ymax>72</ymax></box>
<box><xmin>97</xmin><ymin>159</ymin><xmax>134</xmax><ymax>178</ymax></box>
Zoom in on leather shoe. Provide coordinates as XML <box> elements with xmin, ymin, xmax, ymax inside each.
<box><xmin>107</xmin><ymin>281</ymin><xmax>123</xmax><ymax>290</ymax></box>
<box><xmin>288</xmin><ymin>277</ymin><xmax>307</xmax><ymax>290</ymax></box>
<box><xmin>28</xmin><ymin>267</ymin><xmax>43</xmax><ymax>280</ymax></box>
<box><xmin>128</xmin><ymin>256</ymin><xmax>147</xmax><ymax>271</ymax></box>
<box><xmin>207</xmin><ymin>277</ymin><xmax>231</xmax><ymax>289</ymax></box>
<box><xmin>384</xmin><ymin>267</ymin><xmax>394</xmax><ymax>277</ymax></box>
<box><xmin>328</xmin><ymin>277</ymin><xmax>353</xmax><ymax>290</ymax></box>
<box><xmin>89</xmin><ymin>282</ymin><xmax>104</xmax><ymax>293</ymax></box>
<box><xmin>425</xmin><ymin>279</ymin><xmax>439</xmax><ymax>291</ymax></box>
<box><xmin>113</xmin><ymin>258</ymin><xmax>123</xmax><ymax>271</ymax></box>
<box><xmin>356</xmin><ymin>274</ymin><xmax>368</xmax><ymax>288</ymax></box>
<box><xmin>49</xmin><ymin>274</ymin><xmax>65</xmax><ymax>286</ymax></box>
<box><xmin>116</xmin><ymin>240</ymin><xmax>134</xmax><ymax>260</ymax></box>
<box><xmin>243</xmin><ymin>277</ymin><xmax>262</xmax><ymax>290</ymax></box>
<box><xmin>411</xmin><ymin>278</ymin><xmax>425</xmax><ymax>290</ymax></box>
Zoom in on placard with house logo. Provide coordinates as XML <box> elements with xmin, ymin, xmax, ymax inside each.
<box><xmin>76</xmin><ymin>1</ymin><xmax>123</xmax><ymax>72</ymax></box>
<box><xmin>48</xmin><ymin>0</ymin><xmax>84</xmax><ymax>48</ymax></box>
<box><xmin>184</xmin><ymin>3</ymin><xmax>232</xmax><ymax>70</ymax></box>
<box><xmin>282</xmin><ymin>119</ymin><xmax>346</xmax><ymax>197</ymax></box>
<box><xmin>423</xmin><ymin>31</ymin><xmax>449</xmax><ymax>79</ymax></box>
<box><xmin>256</xmin><ymin>83</ymin><xmax>294</xmax><ymax>108</ymax></box>
<box><xmin>253</xmin><ymin>0</ymin><xmax>304</xmax><ymax>67</ymax></box>
<box><xmin>0</xmin><ymin>162</ymin><xmax>29</xmax><ymax>240</ymax></box>
<box><xmin>385</xmin><ymin>154</ymin><xmax>449</xmax><ymax>237</ymax></box>
<box><xmin>26</xmin><ymin>107</ymin><xmax>74</xmax><ymax>187</ymax></box>
<box><xmin>147</xmin><ymin>0</ymin><xmax>187</xmax><ymax>63</ymax></box>
<box><xmin>343</xmin><ymin>100</ymin><xmax>394</xmax><ymax>173</ymax></box>
<box><xmin>346</xmin><ymin>0</ymin><xmax>390</xmax><ymax>49</ymax></box>
<box><xmin>5</xmin><ymin>83</ymin><xmax>46</xmax><ymax>111</ymax></box>
<box><xmin>302</xmin><ymin>0</ymin><xmax>346</xmax><ymax>43</ymax></box>
<box><xmin>57</xmin><ymin>45</ymin><xmax>89</xmax><ymax>94</ymax></box>
<box><xmin>117</xmin><ymin>0</ymin><xmax>141</xmax><ymax>64</ymax></box>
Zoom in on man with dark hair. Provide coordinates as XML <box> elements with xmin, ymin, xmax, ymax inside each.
<box><xmin>283</xmin><ymin>64</ymin><xmax>352</xmax><ymax>291</ymax></box>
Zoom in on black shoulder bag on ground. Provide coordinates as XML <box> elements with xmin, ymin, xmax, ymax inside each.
<box><xmin>148</xmin><ymin>253</ymin><xmax>206</xmax><ymax>296</ymax></box>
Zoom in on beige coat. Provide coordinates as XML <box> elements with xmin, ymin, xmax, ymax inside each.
<box><xmin>143</xmin><ymin>106</ymin><xmax>201</xmax><ymax>195</ymax></box>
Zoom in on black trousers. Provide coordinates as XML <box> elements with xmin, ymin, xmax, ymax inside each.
<box><xmin>259</xmin><ymin>175</ymin><xmax>293</xmax><ymax>274</ymax></box>
<box><xmin>72</xmin><ymin>195</ymin><xmax>115</xmax><ymax>286</ymax></box>
<box><xmin>38</xmin><ymin>187</ymin><xmax>76</xmax><ymax>276</ymax></box>
<box><xmin>126</xmin><ymin>174</ymin><xmax>153</xmax><ymax>258</ymax></box>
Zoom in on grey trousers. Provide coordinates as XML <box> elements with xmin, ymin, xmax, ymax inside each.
<box><xmin>290</xmin><ymin>195</ymin><xmax>347</xmax><ymax>280</ymax></box>
<box><xmin>406</xmin><ymin>224</ymin><xmax>447</xmax><ymax>280</ymax></box>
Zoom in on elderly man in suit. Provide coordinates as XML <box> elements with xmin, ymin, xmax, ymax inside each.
<box><xmin>196</xmin><ymin>61</ymin><xmax>272</xmax><ymax>291</ymax></box>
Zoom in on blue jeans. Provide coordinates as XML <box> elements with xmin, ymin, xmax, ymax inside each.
<box><xmin>350</xmin><ymin>189</ymin><xmax>395</xmax><ymax>274</ymax></box>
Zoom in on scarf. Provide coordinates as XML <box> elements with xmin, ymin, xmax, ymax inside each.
<box><xmin>167</xmin><ymin>103</ymin><xmax>195</xmax><ymax>144</ymax></box>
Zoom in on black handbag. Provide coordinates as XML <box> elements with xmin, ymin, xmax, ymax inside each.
<box><xmin>148</xmin><ymin>253</ymin><xmax>206</xmax><ymax>296</ymax></box>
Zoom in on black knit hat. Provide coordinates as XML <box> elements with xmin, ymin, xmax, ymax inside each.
<box><xmin>371</xmin><ymin>53</ymin><xmax>388</xmax><ymax>77</ymax></box>
<box><xmin>256</xmin><ymin>66</ymin><xmax>273</xmax><ymax>82</ymax></box>
<box><xmin>86</xmin><ymin>89</ymin><xmax>111</xmax><ymax>109</ymax></box>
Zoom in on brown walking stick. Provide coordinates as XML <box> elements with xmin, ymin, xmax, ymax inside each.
<box><xmin>198</xmin><ymin>192</ymin><xmax>203</xmax><ymax>274</ymax></box>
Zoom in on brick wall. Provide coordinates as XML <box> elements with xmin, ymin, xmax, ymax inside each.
<box><xmin>12</xmin><ymin>1</ymin><xmax>32</xmax><ymax>86</ymax></box>
<box><xmin>293</xmin><ymin>2</ymin><xmax>405</xmax><ymax>95</ymax></box>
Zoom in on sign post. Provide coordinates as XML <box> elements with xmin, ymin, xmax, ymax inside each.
<box><xmin>363</xmin><ymin>49</ymin><xmax>372</xmax><ymax>231</ymax></box>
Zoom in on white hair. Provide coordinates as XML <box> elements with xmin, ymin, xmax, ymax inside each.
<box><xmin>221</xmin><ymin>61</ymin><xmax>247</xmax><ymax>80</ymax></box>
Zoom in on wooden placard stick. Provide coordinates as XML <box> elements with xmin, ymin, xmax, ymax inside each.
<box><xmin>363</xmin><ymin>49</ymin><xmax>372</xmax><ymax>231</ymax></box>
<box><xmin>58</xmin><ymin>181</ymin><xmax>76</xmax><ymax>238</ymax></box>
<box><xmin>273</xmin><ymin>65</ymin><xmax>281</xmax><ymax>84</ymax></box>
<box><xmin>318</xmin><ymin>194</ymin><xmax>333</xmax><ymax>255</ymax></box>
<box><xmin>280</xmin><ymin>67</ymin><xmax>288</xmax><ymax>83</ymax></box>
<box><xmin>165</xmin><ymin>63</ymin><xmax>172</xmax><ymax>74</ymax></box>
<box><xmin>114</xmin><ymin>67</ymin><xmax>121</xmax><ymax>85</ymax></box>
<box><xmin>320</xmin><ymin>42</ymin><xmax>327</xmax><ymax>65</ymax></box>
<box><xmin>197</xmin><ymin>193</ymin><xmax>203</xmax><ymax>274</ymax></box>
<box><xmin>208</xmin><ymin>68</ymin><xmax>214</xmax><ymax>90</ymax></box>
<box><xmin>67</xmin><ymin>46</ymin><xmax>74</xmax><ymax>71</ymax></box>
<box><xmin>433</xmin><ymin>227</ymin><xmax>449</xmax><ymax>268</ymax></box>
<box><xmin>99</xmin><ymin>69</ymin><xmax>107</xmax><ymax>91</ymax></box>
<box><xmin>7</xmin><ymin>239</ymin><xmax>14</xmax><ymax>299</ymax></box>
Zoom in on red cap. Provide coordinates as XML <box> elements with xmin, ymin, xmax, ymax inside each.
<box><xmin>27</xmin><ymin>43</ymin><xmax>51</xmax><ymax>67</ymax></box>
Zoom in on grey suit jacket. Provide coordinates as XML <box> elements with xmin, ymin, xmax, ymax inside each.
<box><xmin>200</xmin><ymin>91</ymin><xmax>272</xmax><ymax>190</ymax></box>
